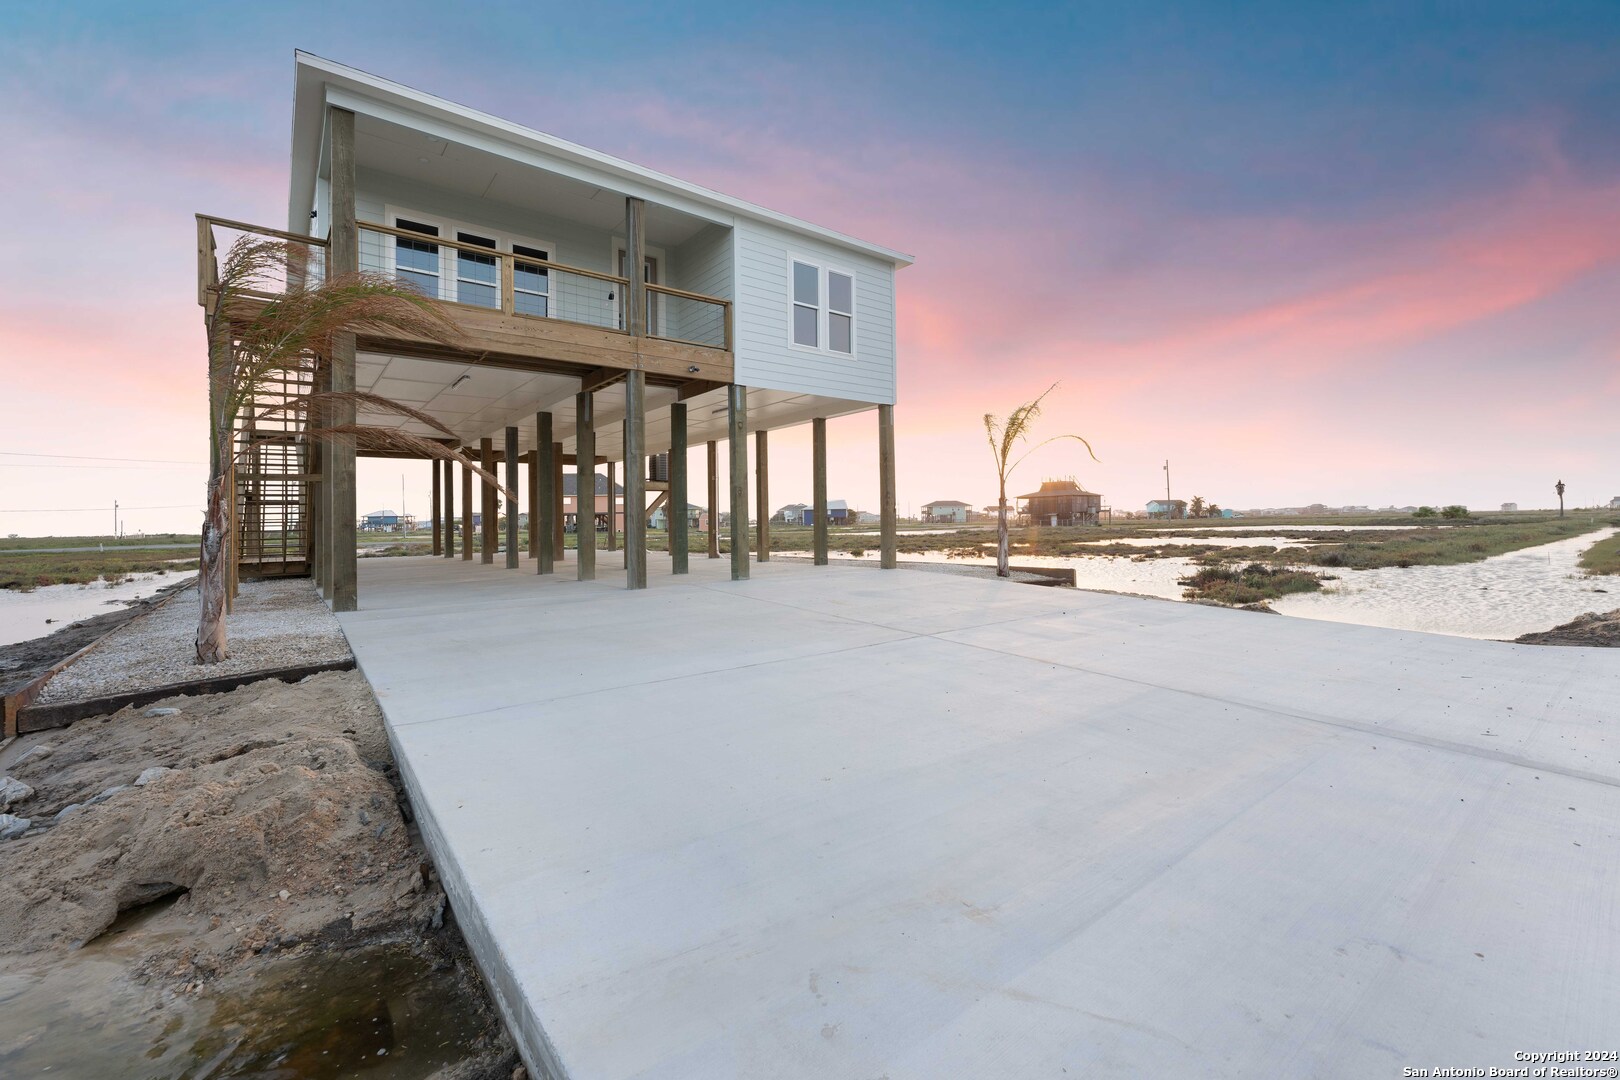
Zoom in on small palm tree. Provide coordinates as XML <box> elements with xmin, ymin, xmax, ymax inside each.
<box><xmin>984</xmin><ymin>383</ymin><xmax>1096</xmax><ymax>578</ymax></box>
<box><xmin>200</xmin><ymin>236</ymin><xmax>511</xmax><ymax>663</ymax></box>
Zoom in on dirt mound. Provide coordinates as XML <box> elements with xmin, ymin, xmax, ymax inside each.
<box><xmin>0</xmin><ymin>671</ymin><xmax>438</xmax><ymax>964</ymax></box>
<box><xmin>1515</xmin><ymin>609</ymin><xmax>1620</xmax><ymax>647</ymax></box>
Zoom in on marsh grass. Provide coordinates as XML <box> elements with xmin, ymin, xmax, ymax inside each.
<box><xmin>1180</xmin><ymin>563</ymin><xmax>1328</xmax><ymax>605</ymax></box>
<box><xmin>1579</xmin><ymin>533</ymin><xmax>1620</xmax><ymax>576</ymax></box>
<box><xmin>0</xmin><ymin>551</ymin><xmax>199</xmax><ymax>590</ymax></box>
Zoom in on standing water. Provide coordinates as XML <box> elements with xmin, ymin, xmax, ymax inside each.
<box><xmin>0</xmin><ymin>571</ymin><xmax>197</xmax><ymax>648</ymax></box>
<box><xmin>0</xmin><ymin>901</ymin><xmax>488</xmax><ymax>1078</ymax></box>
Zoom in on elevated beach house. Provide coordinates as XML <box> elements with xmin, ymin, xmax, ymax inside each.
<box><xmin>1019</xmin><ymin>480</ymin><xmax>1103</xmax><ymax>526</ymax></box>
<box><xmin>199</xmin><ymin>52</ymin><xmax>911</xmax><ymax>608</ymax></box>
<box><xmin>921</xmin><ymin>499</ymin><xmax>972</xmax><ymax>524</ymax></box>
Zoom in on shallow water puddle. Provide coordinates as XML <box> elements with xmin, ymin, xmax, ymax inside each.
<box><xmin>0</xmin><ymin>570</ymin><xmax>197</xmax><ymax>647</ymax></box>
<box><xmin>0</xmin><ymin>911</ymin><xmax>483</xmax><ymax>1079</ymax></box>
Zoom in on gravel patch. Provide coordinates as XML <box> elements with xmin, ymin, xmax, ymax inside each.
<box><xmin>36</xmin><ymin>579</ymin><xmax>350</xmax><ymax>705</ymax></box>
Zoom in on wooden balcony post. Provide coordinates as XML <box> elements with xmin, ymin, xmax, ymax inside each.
<box><xmin>431</xmin><ymin>459</ymin><xmax>442</xmax><ymax>556</ymax></box>
<box><xmin>553</xmin><ymin>443</ymin><xmax>565</xmax><ymax>558</ymax></box>
<box><xmin>879</xmin><ymin>404</ymin><xmax>897</xmax><ymax>569</ymax></box>
<box><xmin>605</xmin><ymin>461</ymin><xmax>617</xmax><ymax>552</ymax></box>
<box><xmin>755</xmin><ymin>429</ymin><xmax>770</xmax><ymax>562</ymax></box>
<box><xmin>505</xmin><ymin>426</ymin><xmax>520</xmax><ymax>569</ymax></box>
<box><xmin>327</xmin><ymin>104</ymin><xmax>359</xmax><ymax>611</ymax></box>
<box><xmin>624</xmin><ymin>197</ymin><xmax>647</xmax><ymax>337</ymax></box>
<box><xmin>527</xmin><ymin>450</ymin><xmax>539</xmax><ymax>560</ymax></box>
<box><xmin>728</xmin><ymin>386</ymin><xmax>749</xmax><ymax>581</ymax></box>
<box><xmin>480</xmin><ymin>438</ymin><xmax>496</xmax><ymax>564</ymax></box>
<box><xmin>576</xmin><ymin>393</ymin><xmax>596</xmax><ymax>582</ymax></box>
<box><xmin>443</xmin><ymin>456</ymin><xmax>455</xmax><ymax>558</ymax></box>
<box><xmin>536</xmin><ymin>413</ymin><xmax>555</xmax><ymax>574</ymax></box>
<box><xmin>670</xmin><ymin>402</ymin><xmax>688</xmax><ymax>575</ymax></box>
<box><xmin>624</xmin><ymin>370</ymin><xmax>647</xmax><ymax>589</ymax></box>
<box><xmin>500</xmin><ymin>252</ymin><xmax>515</xmax><ymax>316</ymax></box>
<box><xmin>813</xmin><ymin>417</ymin><xmax>828</xmax><ymax>566</ymax></box>
<box><xmin>706</xmin><ymin>440</ymin><xmax>720</xmax><ymax>559</ymax></box>
<box><xmin>461</xmin><ymin>460</ymin><xmax>473</xmax><ymax>562</ymax></box>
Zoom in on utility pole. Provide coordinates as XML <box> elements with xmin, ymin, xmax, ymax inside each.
<box><xmin>113</xmin><ymin>500</ymin><xmax>119</xmax><ymax>538</ymax></box>
<box><xmin>1164</xmin><ymin>460</ymin><xmax>1172</xmax><ymax>518</ymax></box>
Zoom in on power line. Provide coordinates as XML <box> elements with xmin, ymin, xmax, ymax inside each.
<box><xmin>0</xmin><ymin>451</ymin><xmax>205</xmax><ymax>465</ymax></box>
<box><xmin>0</xmin><ymin>463</ymin><xmax>204</xmax><ymax>470</ymax></box>
<box><xmin>0</xmin><ymin>504</ymin><xmax>197</xmax><ymax>514</ymax></box>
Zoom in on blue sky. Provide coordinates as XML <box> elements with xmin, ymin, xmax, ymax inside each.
<box><xmin>2</xmin><ymin>1</ymin><xmax>1617</xmax><ymax>532</ymax></box>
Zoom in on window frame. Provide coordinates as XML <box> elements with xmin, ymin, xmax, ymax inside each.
<box><xmin>786</xmin><ymin>253</ymin><xmax>857</xmax><ymax>358</ymax></box>
<box><xmin>378</xmin><ymin>204</ymin><xmax>554</xmax><ymax>315</ymax></box>
<box><xmin>511</xmin><ymin>242</ymin><xmax>552</xmax><ymax>319</ymax></box>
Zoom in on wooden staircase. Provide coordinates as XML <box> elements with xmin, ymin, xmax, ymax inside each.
<box><xmin>234</xmin><ymin>359</ymin><xmax>316</xmax><ymax>578</ymax></box>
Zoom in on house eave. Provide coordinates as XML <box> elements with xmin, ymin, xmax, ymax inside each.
<box><xmin>287</xmin><ymin>50</ymin><xmax>915</xmax><ymax>267</ymax></box>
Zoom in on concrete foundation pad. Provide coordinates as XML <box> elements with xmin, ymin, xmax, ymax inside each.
<box><xmin>339</xmin><ymin>554</ymin><xmax>1620</xmax><ymax>1079</ymax></box>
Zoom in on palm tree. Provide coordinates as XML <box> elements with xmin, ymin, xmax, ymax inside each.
<box><xmin>984</xmin><ymin>383</ymin><xmax>1096</xmax><ymax>578</ymax></box>
<box><xmin>200</xmin><ymin>236</ymin><xmax>512</xmax><ymax>663</ymax></box>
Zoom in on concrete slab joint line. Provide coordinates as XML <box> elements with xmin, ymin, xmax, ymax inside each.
<box><xmin>336</xmin><ymin>555</ymin><xmax>1620</xmax><ymax>1078</ymax></box>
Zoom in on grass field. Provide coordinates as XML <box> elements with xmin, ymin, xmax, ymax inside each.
<box><xmin>1579</xmin><ymin>532</ymin><xmax>1620</xmax><ymax>576</ymax></box>
<box><xmin>0</xmin><ymin>532</ymin><xmax>199</xmax><ymax>552</ymax></box>
<box><xmin>0</xmin><ymin>551</ymin><xmax>198</xmax><ymax>590</ymax></box>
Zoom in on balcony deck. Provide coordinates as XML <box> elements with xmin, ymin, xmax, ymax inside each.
<box><xmin>198</xmin><ymin>215</ymin><xmax>733</xmax><ymax>387</ymax></box>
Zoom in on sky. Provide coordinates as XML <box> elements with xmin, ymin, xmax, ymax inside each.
<box><xmin>1</xmin><ymin>1</ymin><xmax>1617</xmax><ymax>537</ymax></box>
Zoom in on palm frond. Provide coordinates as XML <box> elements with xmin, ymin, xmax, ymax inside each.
<box><xmin>310</xmin><ymin>425</ymin><xmax>516</xmax><ymax>502</ymax></box>
<box><xmin>251</xmin><ymin>390</ymin><xmax>458</xmax><ymax>439</ymax></box>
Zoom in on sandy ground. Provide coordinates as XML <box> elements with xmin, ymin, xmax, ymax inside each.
<box><xmin>1271</xmin><ymin>526</ymin><xmax>1619</xmax><ymax>638</ymax></box>
<box><xmin>0</xmin><ymin>670</ymin><xmax>518</xmax><ymax>1077</ymax></box>
<box><xmin>37</xmin><ymin>578</ymin><xmax>351</xmax><ymax>705</ymax></box>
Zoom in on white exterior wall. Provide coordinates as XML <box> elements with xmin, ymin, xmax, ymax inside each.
<box><xmin>666</xmin><ymin>224</ymin><xmax>733</xmax><ymax>346</ymax></box>
<box><xmin>734</xmin><ymin>220</ymin><xmax>897</xmax><ymax>405</ymax></box>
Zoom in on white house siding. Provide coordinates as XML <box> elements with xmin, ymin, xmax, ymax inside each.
<box><xmin>666</xmin><ymin>224</ymin><xmax>733</xmax><ymax>345</ymax></box>
<box><xmin>734</xmin><ymin>221</ymin><xmax>897</xmax><ymax>405</ymax></box>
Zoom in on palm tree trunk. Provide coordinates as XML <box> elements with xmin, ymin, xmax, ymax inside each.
<box><xmin>196</xmin><ymin>473</ymin><xmax>230</xmax><ymax>663</ymax></box>
<box><xmin>996</xmin><ymin>479</ymin><xmax>1010</xmax><ymax>578</ymax></box>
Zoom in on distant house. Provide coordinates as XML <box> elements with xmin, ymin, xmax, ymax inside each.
<box><xmin>792</xmin><ymin>500</ymin><xmax>851</xmax><ymax>525</ymax></box>
<box><xmin>361</xmin><ymin>509</ymin><xmax>415</xmax><ymax>532</ymax></box>
<box><xmin>562</xmin><ymin>472</ymin><xmax>624</xmax><ymax>533</ymax></box>
<box><xmin>921</xmin><ymin>500</ymin><xmax>972</xmax><ymax>524</ymax></box>
<box><xmin>1145</xmin><ymin>499</ymin><xmax>1188</xmax><ymax>520</ymax></box>
<box><xmin>650</xmin><ymin>504</ymin><xmax>704</xmax><ymax>531</ymax></box>
<box><xmin>1501</xmin><ymin>502</ymin><xmax>1519</xmax><ymax>512</ymax></box>
<box><xmin>1016</xmin><ymin>480</ymin><xmax>1103</xmax><ymax>526</ymax></box>
<box><xmin>775</xmin><ymin>503</ymin><xmax>808</xmax><ymax>524</ymax></box>
<box><xmin>1608</xmin><ymin>496</ymin><xmax>1620</xmax><ymax>510</ymax></box>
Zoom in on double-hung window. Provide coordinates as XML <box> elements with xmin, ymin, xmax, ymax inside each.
<box><xmin>792</xmin><ymin>261</ymin><xmax>820</xmax><ymax>347</ymax></box>
<box><xmin>512</xmin><ymin>244</ymin><xmax>550</xmax><ymax>317</ymax></box>
<box><xmin>791</xmin><ymin>259</ymin><xmax>855</xmax><ymax>355</ymax></box>
<box><xmin>456</xmin><ymin>232</ymin><xmax>499</xmax><ymax>309</ymax></box>
<box><xmin>828</xmin><ymin>271</ymin><xmax>854</xmax><ymax>354</ymax></box>
<box><xmin>394</xmin><ymin>218</ymin><xmax>441</xmax><ymax>297</ymax></box>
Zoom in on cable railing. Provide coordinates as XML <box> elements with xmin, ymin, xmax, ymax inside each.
<box><xmin>646</xmin><ymin>283</ymin><xmax>731</xmax><ymax>350</ymax></box>
<box><xmin>197</xmin><ymin>215</ymin><xmax>328</xmax><ymax>307</ymax></box>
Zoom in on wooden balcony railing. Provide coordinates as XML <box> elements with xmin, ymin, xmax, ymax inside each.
<box><xmin>197</xmin><ymin>214</ymin><xmax>733</xmax><ymax>353</ymax></box>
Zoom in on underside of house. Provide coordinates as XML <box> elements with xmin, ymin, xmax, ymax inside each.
<box><xmin>199</xmin><ymin>53</ymin><xmax>911</xmax><ymax>609</ymax></box>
